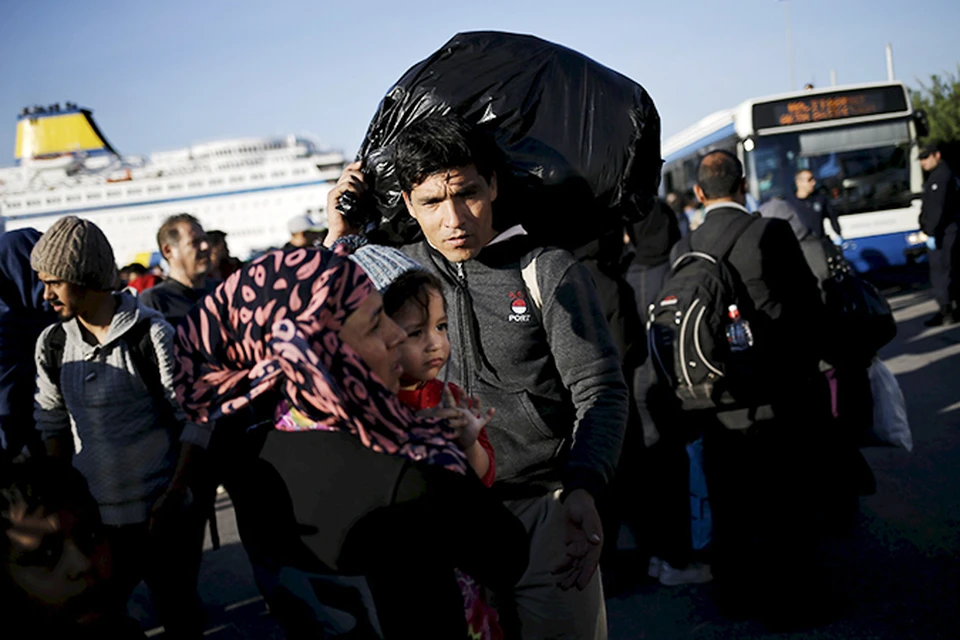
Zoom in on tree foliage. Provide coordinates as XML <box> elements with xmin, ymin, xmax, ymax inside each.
<box><xmin>912</xmin><ymin>66</ymin><xmax>960</xmax><ymax>145</ymax></box>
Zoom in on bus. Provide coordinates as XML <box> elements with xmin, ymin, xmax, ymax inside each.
<box><xmin>661</xmin><ymin>82</ymin><xmax>928</xmax><ymax>273</ymax></box>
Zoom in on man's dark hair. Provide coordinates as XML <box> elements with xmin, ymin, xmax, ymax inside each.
<box><xmin>393</xmin><ymin>114</ymin><xmax>498</xmax><ymax>193</ymax></box>
<box><xmin>206</xmin><ymin>230</ymin><xmax>227</xmax><ymax>245</ymax></box>
<box><xmin>383</xmin><ymin>270</ymin><xmax>446</xmax><ymax>320</ymax></box>
<box><xmin>156</xmin><ymin>213</ymin><xmax>201</xmax><ymax>253</ymax></box>
<box><xmin>120</xmin><ymin>262</ymin><xmax>148</xmax><ymax>278</ymax></box>
<box><xmin>795</xmin><ymin>168</ymin><xmax>814</xmax><ymax>178</ymax></box>
<box><xmin>696</xmin><ymin>150</ymin><xmax>744</xmax><ymax>199</ymax></box>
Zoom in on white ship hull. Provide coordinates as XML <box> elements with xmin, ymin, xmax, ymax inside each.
<box><xmin>1</xmin><ymin>105</ymin><xmax>347</xmax><ymax>265</ymax></box>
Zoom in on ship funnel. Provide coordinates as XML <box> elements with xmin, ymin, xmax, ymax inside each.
<box><xmin>14</xmin><ymin>105</ymin><xmax>117</xmax><ymax>164</ymax></box>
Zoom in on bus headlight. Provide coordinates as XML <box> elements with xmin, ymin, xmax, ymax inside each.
<box><xmin>906</xmin><ymin>232</ymin><xmax>928</xmax><ymax>246</ymax></box>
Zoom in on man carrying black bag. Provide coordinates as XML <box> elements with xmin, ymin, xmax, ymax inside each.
<box><xmin>670</xmin><ymin>151</ymin><xmax>848</xmax><ymax>628</ymax></box>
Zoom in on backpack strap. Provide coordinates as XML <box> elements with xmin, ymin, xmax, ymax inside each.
<box><xmin>123</xmin><ymin>318</ymin><xmax>181</xmax><ymax>432</ymax></box>
<box><xmin>521</xmin><ymin>253</ymin><xmax>543</xmax><ymax>311</ymax></box>
<box><xmin>41</xmin><ymin>323</ymin><xmax>68</xmax><ymax>395</ymax></box>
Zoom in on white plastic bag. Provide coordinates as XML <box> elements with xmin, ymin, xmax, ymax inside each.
<box><xmin>868</xmin><ymin>357</ymin><xmax>913</xmax><ymax>452</ymax></box>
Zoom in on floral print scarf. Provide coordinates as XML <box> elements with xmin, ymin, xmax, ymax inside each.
<box><xmin>172</xmin><ymin>244</ymin><xmax>466</xmax><ymax>473</ymax></box>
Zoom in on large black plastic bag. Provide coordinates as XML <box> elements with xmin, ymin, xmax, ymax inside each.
<box><xmin>357</xmin><ymin>31</ymin><xmax>662</xmax><ymax>249</ymax></box>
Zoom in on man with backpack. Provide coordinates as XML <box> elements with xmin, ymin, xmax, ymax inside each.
<box><xmin>31</xmin><ymin>216</ymin><xmax>209</xmax><ymax>639</ymax></box>
<box><xmin>325</xmin><ymin>115</ymin><xmax>628</xmax><ymax>640</ymax></box>
<box><xmin>650</xmin><ymin>151</ymin><xmax>844</xmax><ymax>628</ymax></box>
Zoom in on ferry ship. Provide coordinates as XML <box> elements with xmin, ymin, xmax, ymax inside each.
<box><xmin>0</xmin><ymin>104</ymin><xmax>347</xmax><ymax>264</ymax></box>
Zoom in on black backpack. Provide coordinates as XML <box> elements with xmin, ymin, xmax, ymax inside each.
<box><xmin>647</xmin><ymin>214</ymin><xmax>767</xmax><ymax>412</ymax></box>
<box><xmin>41</xmin><ymin>318</ymin><xmax>179</xmax><ymax>431</ymax></box>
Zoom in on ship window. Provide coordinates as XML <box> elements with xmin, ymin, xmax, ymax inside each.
<box><xmin>26</xmin><ymin>200</ymin><xmax>40</xmax><ymax>206</ymax></box>
<box><xmin>7</xmin><ymin>201</ymin><xmax>20</xmax><ymax>208</ymax></box>
<box><xmin>230</xmin><ymin>176</ymin><xmax>244</xmax><ymax>183</ymax></box>
<box><xmin>271</xmin><ymin>171</ymin><xmax>286</xmax><ymax>178</ymax></box>
<box><xmin>251</xmin><ymin>173</ymin><xmax>265</xmax><ymax>180</ymax></box>
<box><xmin>67</xmin><ymin>195</ymin><xmax>81</xmax><ymax>202</ymax></box>
<box><xmin>148</xmin><ymin>185</ymin><xmax>162</xmax><ymax>193</ymax></box>
<box><xmin>127</xmin><ymin>188</ymin><xmax>142</xmax><ymax>196</ymax></box>
<box><xmin>87</xmin><ymin>193</ymin><xmax>101</xmax><ymax>200</ymax></box>
<box><xmin>209</xmin><ymin>178</ymin><xmax>224</xmax><ymax>186</ymax></box>
<box><xmin>46</xmin><ymin>197</ymin><xmax>62</xmax><ymax>204</ymax></box>
<box><xmin>169</xmin><ymin>183</ymin><xmax>183</xmax><ymax>190</ymax></box>
<box><xmin>106</xmin><ymin>190</ymin><xmax>121</xmax><ymax>198</ymax></box>
<box><xmin>188</xmin><ymin>181</ymin><xmax>203</xmax><ymax>188</ymax></box>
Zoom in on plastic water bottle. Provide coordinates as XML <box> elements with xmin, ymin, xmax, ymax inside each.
<box><xmin>725</xmin><ymin>304</ymin><xmax>754</xmax><ymax>351</ymax></box>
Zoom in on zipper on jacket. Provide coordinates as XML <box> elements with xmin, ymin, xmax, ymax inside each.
<box><xmin>455</xmin><ymin>262</ymin><xmax>472</xmax><ymax>396</ymax></box>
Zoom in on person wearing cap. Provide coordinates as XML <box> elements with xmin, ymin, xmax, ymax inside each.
<box><xmin>31</xmin><ymin>216</ymin><xmax>209</xmax><ymax>639</ymax></box>
<box><xmin>918</xmin><ymin>144</ymin><xmax>960</xmax><ymax>326</ymax></box>
<box><xmin>284</xmin><ymin>213</ymin><xmax>327</xmax><ymax>250</ymax></box>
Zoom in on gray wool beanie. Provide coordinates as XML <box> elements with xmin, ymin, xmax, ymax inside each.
<box><xmin>349</xmin><ymin>244</ymin><xmax>426</xmax><ymax>293</ymax></box>
<box><xmin>30</xmin><ymin>216</ymin><xmax>117</xmax><ymax>290</ymax></box>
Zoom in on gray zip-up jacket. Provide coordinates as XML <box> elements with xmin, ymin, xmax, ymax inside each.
<box><xmin>403</xmin><ymin>229</ymin><xmax>628</xmax><ymax>498</ymax></box>
<box><xmin>34</xmin><ymin>292</ymin><xmax>210</xmax><ymax>525</ymax></box>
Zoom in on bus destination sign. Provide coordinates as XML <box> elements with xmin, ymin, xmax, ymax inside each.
<box><xmin>752</xmin><ymin>85</ymin><xmax>909</xmax><ymax>130</ymax></box>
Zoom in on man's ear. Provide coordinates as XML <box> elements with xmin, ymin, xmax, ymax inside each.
<box><xmin>488</xmin><ymin>171</ymin><xmax>498</xmax><ymax>203</ymax></box>
<box><xmin>402</xmin><ymin>191</ymin><xmax>419</xmax><ymax>222</ymax></box>
<box><xmin>739</xmin><ymin>177</ymin><xmax>748</xmax><ymax>195</ymax></box>
<box><xmin>693</xmin><ymin>184</ymin><xmax>707</xmax><ymax>205</ymax></box>
<box><xmin>160</xmin><ymin>243</ymin><xmax>174</xmax><ymax>261</ymax></box>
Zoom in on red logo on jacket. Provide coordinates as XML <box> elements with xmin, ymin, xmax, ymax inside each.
<box><xmin>509</xmin><ymin>291</ymin><xmax>530</xmax><ymax>322</ymax></box>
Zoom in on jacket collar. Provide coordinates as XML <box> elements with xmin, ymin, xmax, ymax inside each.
<box><xmin>704</xmin><ymin>201</ymin><xmax>751</xmax><ymax>217</ymax></box>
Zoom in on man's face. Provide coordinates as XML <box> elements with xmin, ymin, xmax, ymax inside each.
<box><xmin>795</xmin><ymin>171</ymin><xmax>816</xmax><ymax>199</ymax></box>
<box><xmin>164</xmin><ymin>222</ymin><xmax>210</xmax><ymax>279</ymax></box>
<box><xmin>38</xmin><ymin>273</ymin><xmax>87</xmax><ymax>321</ymax></box>
<box><xmin>4</xmin><ymin>501</ymin><xmax>113</xmax><ymax>626</ymax></box>
<box><xmin>403</xmin><ymin>165</ymin><xmax>498</xmax><ymax>263</ymax></box>
<box><xmin>920</xmin><ymin>152</ymin><xmax>941</xmax><ymax>172</ymax></box>
<box><xmin>208</xmin><ymin>238</ymin><xmax>227</xmax><ymax>265</ymax></box>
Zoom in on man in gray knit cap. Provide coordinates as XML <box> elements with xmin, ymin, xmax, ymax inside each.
<box><xmin>31</xmin><ymin>215</ymin><xmax>208</xmax><ymax>639</ymax></box>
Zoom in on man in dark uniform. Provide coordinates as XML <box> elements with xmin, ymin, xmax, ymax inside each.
<box><xmin>918</xmin><ymin>144</ymin><xmax>960</xmax><ymax>326</ymax></box>
<box><xmin>792</xmin><ymin>169</ymin><xmax>842</xmax><ymax>240</ymax></box>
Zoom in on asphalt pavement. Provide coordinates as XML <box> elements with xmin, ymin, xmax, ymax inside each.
<box><xmin>132</xmin><ymin>288</ymin><xmax>960</xmax><ymax>639</ymax></box>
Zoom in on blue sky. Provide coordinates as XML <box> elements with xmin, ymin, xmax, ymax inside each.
<box><xmin>1</xmin><ymin>0</ymin><xmax>957</xmax><ymax>164</ymax></box>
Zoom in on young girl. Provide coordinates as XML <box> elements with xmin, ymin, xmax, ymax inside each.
<box><xmin>382</xmin><ymin>269</ymin><xmax>496</xmax><ymax>487</ymax></box>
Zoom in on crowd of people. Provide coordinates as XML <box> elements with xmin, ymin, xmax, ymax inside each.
<box><xmin>0</xmin><ymin>114</ymin><xmax>955</xmax><ymax>639</ymax></box>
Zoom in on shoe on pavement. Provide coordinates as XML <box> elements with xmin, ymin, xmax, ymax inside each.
<box><xmin>658</xmin><ymin>561</ymin><xmax>713</xmax><ymax>586</ymax></box>
<box><xmin>924</xmin><ymin>308</ymin><xmax>956</xmax><ymax>327</ymax></box>
<box><xmin>647</xmin><ymin>556</ymin><xmax>663</xmax><ymax>578</ymax></box>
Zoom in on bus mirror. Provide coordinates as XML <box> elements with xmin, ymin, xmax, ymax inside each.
<box><xmin>914</xmin><ymin>110</ymin><xmax>930</xmax><ymax>139</ymax></box>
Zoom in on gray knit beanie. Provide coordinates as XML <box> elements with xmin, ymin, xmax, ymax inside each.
<box><xmin>30</xmin><ymin>216</ymin><xmax>117</xmax><ymax>290</ymax></box>
<box><xmin>349</xmin><ymin>244</ymin><xmax>426</xmax><ymax>293</ymax></box>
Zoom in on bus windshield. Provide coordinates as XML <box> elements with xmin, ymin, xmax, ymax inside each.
<box><xmin>747</xmin><ymin>119</ymin><xmax>914</xmax><ymax>215</ymax></box>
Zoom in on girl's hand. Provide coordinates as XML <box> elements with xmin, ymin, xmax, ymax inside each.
<box><xmin>417</xmin><ymin>387</ymin><xmax>495</xmax><ymax>450</ymax></box>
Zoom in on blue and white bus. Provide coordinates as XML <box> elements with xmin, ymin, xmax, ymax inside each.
<box><xmin>662</xmin><ymin>82</ymin><xmax>928</xmax><ymax>273</ymax></box>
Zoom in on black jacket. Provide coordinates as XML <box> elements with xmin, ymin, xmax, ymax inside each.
<box><xmin>404</xmin><ymin>236</ymin><xmax>628</xmax><ymax>499</ymax></box>
<box><xmin>919</xmin><ymin>162</ymin><xmax>960</xmax><ymax>240</ymax></box>
<box><xmin>789</xmin><ymin>194</ymin><xmax>842</xmax><ymax>239</ymax></box>
<box><xmin>239</xmin><ymin>428</ymin><xmax>528</xmax><ymax>639</ymax></box>
<box><xmin>674</xmin><ymin>206</ymin><xmax>825</xmax><ymax>402</ymax></box>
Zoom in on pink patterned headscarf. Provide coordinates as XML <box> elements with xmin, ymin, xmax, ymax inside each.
<box><xmin>173</xmin><ymin>245</ymin><xmax>466</xmax><ymax>473</ymax></box>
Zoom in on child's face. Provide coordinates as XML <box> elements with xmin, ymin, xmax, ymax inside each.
<box><xmin>4</xmin><ymin>499</ymin><xmax>113</xmax><ymax>626</ymax></box>
<box><xmin>392</xmin><ymin>289</ymin><xmax>450</xmax><ymax>385</ymax></box>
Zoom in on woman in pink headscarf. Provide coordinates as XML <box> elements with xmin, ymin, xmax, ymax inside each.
<box><xmin>173</xmin><ymin>244</ymin><xmax>527</xmax><ymax>639</ymax></box>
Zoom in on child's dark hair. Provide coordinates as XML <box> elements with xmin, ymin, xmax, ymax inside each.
<box><xmin>1</xmin><ymin>458</ymin><xmax>99</xmax><ymax>562</ymax></box>
<box><xmin>383</xmin><ymin>270</ymin><xmax>446</xmax><ymax>321</ymax></box>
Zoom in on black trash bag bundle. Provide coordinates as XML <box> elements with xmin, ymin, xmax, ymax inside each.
<box><xmin>354</xmin><ymin>30</ymin><xmax>662</xmax><ymax>250</ymax></box>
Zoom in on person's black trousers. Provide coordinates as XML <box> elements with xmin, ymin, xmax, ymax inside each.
<box><xmin>929</xmin><ymin>225</ymin><xmax>960</xmax><ymax>309</ymax></box>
